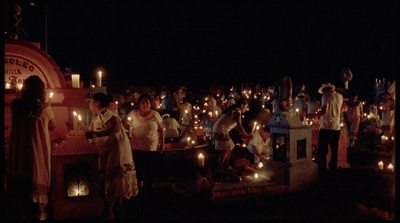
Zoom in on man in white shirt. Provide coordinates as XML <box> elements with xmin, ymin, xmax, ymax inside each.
<box><xmin>316</xmin><ymin>83</ymin><xmax>343</xmax><ymax>177</ymax></box>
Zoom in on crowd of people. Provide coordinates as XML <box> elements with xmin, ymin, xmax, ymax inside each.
<box><xmin>5</xmin><ymin>75</ymin><xmax>395</xmax><ymax>220</ymax></box>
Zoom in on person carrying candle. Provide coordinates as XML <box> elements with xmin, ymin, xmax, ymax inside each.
<box><xmin>6</xmin><ymin>75</ymin><xmax>56</xmax><ymax>220</ymax></box>
<box><xmin>125</xmin><ymin>93</ymin><xmax>165</xmax><ymax>194</ymax></box>
<box><xmin>212</xmin><ymin>98</ymin><xmax>252</xmax><ymax>173</ymax></box>
<box><xmin>86</xmin><ymin>92</ymin><xmax>138</xmax><ymax>220</ymax></box>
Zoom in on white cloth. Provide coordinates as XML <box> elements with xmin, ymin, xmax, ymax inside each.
<box><xmin>163</xmin><ymin>117</ymin><xmax>181</xmax><ymax>138</ymax></box>
<box><xmin>320</xmin><ymin>91</ymin><xmax>343</xmax><ymax>130</ymax></box>
<box><xmin>127</xmin><ymin>109</ymin><xmax>163</xmax><ymax>151</ymax></box>
<box><xmin>382</xmin><ymin>104</ymin><xmax>395</xmax><ymax>127</ymax></box>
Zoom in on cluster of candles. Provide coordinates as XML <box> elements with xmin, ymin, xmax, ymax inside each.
<box><xmin>72</xmin><ymin>111</ymin><xmax>83</xmax><ymax>131</ymax></box>
<box><xmin>380</xmin><ymin>135</ymin><xmax>394</xmax><ymax>144</ymax></box>
<box><xmin>377</xmin><ymin>160</ymin><xmax>394</xmax><ymax>172</ymax></box>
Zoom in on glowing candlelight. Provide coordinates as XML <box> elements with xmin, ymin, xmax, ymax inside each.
<box><xmin>254</xmin><ymin>173</ymin><xmax>259</xmax><ymax>179</ymax></box>
<box><xmin>78</xmin><ymin>114</ymin><xmax>83</xmax><ymax>130</ymax></box>
<box><xmin>5</xmin><ymin>82</ymin><xmax>11</xmax><ymax>89</ymax></box>
<box><xmin>97</xmin><ymin>71</ymin><xmax>102</xmax><ymax>87</ymax></box>
<box><xmin>73</xmin><ymin>111</ymin><xmax>78</xmax><ymax>131</ymax></box>
<box><xmin>197</xmin><ymin>153</ymin><xmax>205</xmax><ymax>167</ymax></box>
<box><xmin>387</xmin><ymin>163</ymin><xmax>394</xmax><ymax>172</ymax></box>
<box><xmin>71</xmin><ymin>74</ymin><xmax>80</xmax><ymax>88</ymax></box>
<box><xmin>252</xmin><ymin>121</ymin><xmax>258</xmax><ymax>132</ymax></box>
<box><xmin>378</xmin><ymin>161</ymin><xmax>384</xmax><ymax>170</ymax></box>
<box><xmin>49</xmin><ymin>91</ymin><xmax>54</xmax><ymax>105</ymax></box>
<box><xmin>295</xmin><ymin>108</ymin><xmax>299</xmax><ymax>116</ymax></box>
<box><xmin>16</xmin><ymin>83</ymin><xmax>23</xmax><ymax>90</ymax></box>
<box><xmin>127</xmin><ymin>117</ymin><xmax>132</xmax><ymax>136</ymax></box>
<box><xmin>258</xmin><ymin>162</ymin><xmax>263</xmax><ymax>169</ymax></box>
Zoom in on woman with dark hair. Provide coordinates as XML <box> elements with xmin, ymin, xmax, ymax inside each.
<box><xmin>6</xmin><ymin>75</ymin><xmax>56</xmax><ymax>220</ymax></box>
<box><xmin>125</xmin><ymin>93</ymin><xmax>165</xmax><ymax>193</ymax></box>
<box><xmin>86</xmin><ymin>92</ymin><xmax>138</xmax><ymax>220</ymax></box>
<box><xmin>212</xmin><ymin>98</ymin><xmax>252</xmax><ymax>171</ymax></box>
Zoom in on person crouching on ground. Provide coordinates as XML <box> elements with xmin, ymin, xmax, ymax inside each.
<box><xmin>247</xmin><ymin>125</ymin><xmax>270</xmax><ymax>166</ymax></box>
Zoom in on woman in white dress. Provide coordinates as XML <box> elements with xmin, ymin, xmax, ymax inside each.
<box><xmin>125</xmin><ymin>93</ymin><xmax>165</xmax><ymax>193</ymax></box>
<box><xmin>86</xmin><ymin>92</ymin><xmax>138</xmax><ymax>220</ymax></box>
<box><xmin>7</xmin><ymin>75</ymin><xmax>56</xmax><ymax>220</ymax></box>
<box><xmin>212</xmin><ymin>99</ymin><xmax>252</xmax><ymax>171</ymax></box>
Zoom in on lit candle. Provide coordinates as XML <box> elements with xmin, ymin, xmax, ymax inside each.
<box><xmin>97</xmin><ymin>71</ymin><xmax>102</xmax><ymax>87</ymax></box>
<box><xmin>381</xmin><ymin>135</ymin><xmax>387</xmax><ymax>144</ymax></box>
<box><xmin>258</xmin><ymin>162</ymin><xmax>263</xmax><ymax>169</ymax></box>
<box><xmin>127</xmin><ymin>117</ymin><xmax>132</xmax><ymax>136</ymax></box>
<box><xmin>252</xmin><ymin>121</ymin><xmax>258</xmax><ymax>133</ymax></box>
<box><xmin>254</xmin><ymin>173</ymin><xmax>259</xmax><ymax>179</ymax></box>
<box><xmin>49</xmin><ymin>91</ymin><xmax>54</xmax><ymax>106</ymax></box>
<box><xmin>197</xmin><ymin>153</ymin><xmax>205</xmax><ymax>167</ymax></box>
<box><xmin>16</xmin><ymin>83</ymin><xmax>23</xmax><ymax>90</ymax></box>
<box><xmin>378</xmin><ymin>161</ymin><xmax>384</xmax><ymax>170</ymax></box>
<box><xmin>295</xmin><ymin>108</ymin><xmax>299</xmax><ymax>116</ymax></box>
<box><xmin>5</xmin><ymin>82</ymin><xmax>11</xmax><ymax>89</ymax></box>
<box><xmin>73</xmin><ymin>111</ymin><xmax>78</xmax><ymax>131</ymax></box>
<box><xmin>387</xmin><ymin>163</ymin><xmax>394</xmax><ymax>172</ymax></box>
<box><xmin>78</xmin><ymin>114</ymin><xmax>83</xmax><ymax>130</ymax></box>
<box><xmin>71</xmin><ymin>74</ymin><xmax>80</xmax><ymax>88</ymax></box>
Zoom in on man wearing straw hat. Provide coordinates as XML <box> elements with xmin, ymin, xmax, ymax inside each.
<box><xmin>316</xmin><ymin>83</ymin><xmax>343</xmax><ymax>178</ymax></box>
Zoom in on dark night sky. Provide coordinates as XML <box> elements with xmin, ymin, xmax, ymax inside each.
<box><xmin>4</xmin><ymin>1</ymin><xmax>399</xmax><ymax>98</ymax></box>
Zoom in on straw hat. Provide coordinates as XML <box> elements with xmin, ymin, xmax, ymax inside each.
<box><xmin>318</xmin><ymin>83</ymin><xmax>335</xmax><ymax>94</ymax></box>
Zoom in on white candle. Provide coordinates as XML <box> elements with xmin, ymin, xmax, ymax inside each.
<box><xmin>197</xmin><ymin>153</ymin><xmax>205</xmax><ymax>167</ymax></box>
<box><xmin>78</xmin><ymin>114</ymin><xmax>82</xmax><ymax>130</ymax></box>
<box><xmin>71</xmin><ymin>74</ymin><xmax>80</xmax><ymax>88</ymax></box>
<box><xmin>127</xmin><ymin>117</ymin><xmax>132</xmax><ymax>136</ymax></box>
<box><xmin>97</xmin><ymin>71</ymin><xmax>102</xmax><ymax>87</ymax></box>
<box><xmin>378</xmin><ymin>161</ymin><xmax>384</xmax><ymax>170</ymax></box>
<box><xmin>49</xmin><ymin>91</ymin><xmax>54</xmax><ymax>105</ymax></box>
<box><xmin>252</xmin><ymin>121</ymin><xmax>257</xmax><ymax>132</ymax></box>
<box><xmin>73</xmin><ymin>111</ymin><xmax>78</xmax><ymax>131</ymax></box>
<box><xmin>387</xmin><ymin>163</ymin><xmax>394</xmax><ymax>172</ymax></box>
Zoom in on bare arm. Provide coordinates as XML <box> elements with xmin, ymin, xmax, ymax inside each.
<box><xmin>87</xmin><ymin>116</ymin><xmax>118</xmax><ymax>138</ymax></box>
<box><xmin>157</xmin><ymin>121</ymin><xmax>165</xmax><ymax>152</ymax></box>
<box><xmin>233</xmin><ymin>111</ymin><xmax>250</xmax><ymax>138</ymax></box>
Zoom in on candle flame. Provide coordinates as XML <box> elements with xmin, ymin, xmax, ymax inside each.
<box><xmin>49</xmin><ymin>92</ymin><xmax>54</xmax><ymax>98</ymax></box>
<box><xmin>73</xmin><ymin>111</ymin><xmax>78</xmax><ymax>116</ymax></box>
